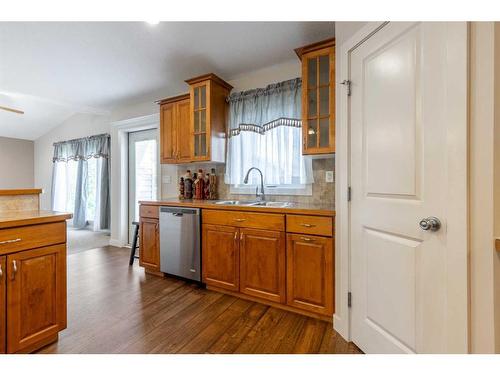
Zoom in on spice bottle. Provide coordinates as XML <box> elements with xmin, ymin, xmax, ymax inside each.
<box><xmin>184</xmin><ymin>170</ymin><xmax>193</xmax><ymax>199</ymax></box>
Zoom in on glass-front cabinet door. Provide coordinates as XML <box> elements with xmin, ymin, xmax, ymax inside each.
<box><xmin>298</xmin><ymin>40</ymin><xmax>335</xmax><ymax>155</ymax></box>
<box><xmin>185</xmin><ymin>73</ymin><xmax>232</xmax><ymax>164</ymax></box>
<box><xmin>192</xmin><ymin>83</ymin><xmax>209</xmax><ymax>159</ymax></box>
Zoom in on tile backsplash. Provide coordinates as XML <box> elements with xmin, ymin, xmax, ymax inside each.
<box><xmin>164</xmin><ymin>157</ymin><xmax>335</xmax><ymax>207</ymax></box>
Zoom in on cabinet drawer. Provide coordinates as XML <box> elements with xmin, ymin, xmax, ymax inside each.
<box><xmin>0</xmin><ymin>222</ymin><xmax>66</xmax><ymax>256</ymax></box>
<box><xmin>286</xmin><ymin>215</ymin><xmax>333</xmax><ymax>237</ymax></box>
<box><xmin>202</xmin><ymin>210</ymin><xmax>285</xmax><ymax>231</ymax></box>
<box><xmin>140</xmin><ymin>205</ymin><xmax>159</xmax><ymax>219</ymax></box>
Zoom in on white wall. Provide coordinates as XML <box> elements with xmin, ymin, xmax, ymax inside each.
<box><xmin>0</xmin><ymin>136</ymin><xmax>34</xmax><ymax>189</ymax></box>
<box><xmin>332</xmin><ymin>21</ymin><xmax>369</xmax><ymax>341</ymax></box>
<box><xmin>229</xmin><ymin>59</ymin><xmax>301</xmax><ymax>92</ymax></box>
<box><xmin>469</xmin><ymin>21</ymin><xmax>500</xmax><ymax>354</ymax></box>
<box><xmin>494</xmin><ymin>22</ymin><xmax>500</xmax><ymax>354</ymax></box>
<box><xmin>334</xmin><ymin>22</ymin><xmax>368</xmax><ymax>45</ymax></box>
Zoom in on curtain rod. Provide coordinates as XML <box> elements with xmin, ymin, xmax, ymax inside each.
<box><xmin>53</xmin><ymin>133</ymin><xmax>110</xmax><ymax>147</ymax></box>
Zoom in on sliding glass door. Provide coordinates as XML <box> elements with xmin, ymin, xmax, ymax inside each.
<box><xmin>128</xmin><ymin>129</ymin><xmax>159</xmax><ymax>244</ymax></box>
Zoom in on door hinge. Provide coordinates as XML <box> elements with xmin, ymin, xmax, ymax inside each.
<box><xmin>341</xmin><ymin>80</ymin><xmax>351</xmax><ymax>96</ymax></box>
<box><xmin>348</xmin><ymin>292</ymin><xmax>352</xmax><ymax>308</ymax></box>
<box><xmin>347</xmin><ymin>186</ymin><xmax>352</xmax><ymax>202</ymax></box>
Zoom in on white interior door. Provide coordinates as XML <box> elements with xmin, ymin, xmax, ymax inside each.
<box><xmin>349</xmin><ymin>22</ymin><xmax>468</xmax><ymax>353</ymax></box>
<box><xmin>128</xmin><ymin>129</ymin><xmax>158</xmax><ymax>243</ymax></box>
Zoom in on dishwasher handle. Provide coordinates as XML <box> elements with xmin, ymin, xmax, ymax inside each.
<box><xmin>160</xmin><ymin>206</ymin><xmax>200</xmax><ymax>216</ymax></box>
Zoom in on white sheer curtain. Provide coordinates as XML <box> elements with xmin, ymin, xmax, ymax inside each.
<box><xmin>51</xmin><ymin>134</ymin><xmax>110</xmax><ymax>230</ymax></box>
<box><xmin>225</xmin><ymin>78</ymin><xmax>313</xmax><ymax>186</ymax></box>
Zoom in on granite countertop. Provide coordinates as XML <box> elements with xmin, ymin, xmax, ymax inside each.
<box><xmin>0</xmin><ymin>210</ymin><xmax>73</xmax><ymax>229</ymax></box>
<box><xmin>140</xmin><ymin>198</ymin><xmax>335</xmax><ymax>217</ymax></box>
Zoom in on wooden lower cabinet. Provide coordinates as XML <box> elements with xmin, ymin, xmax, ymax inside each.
<box><xmin>200</xmin><ymin>210</ymin><xmax>334</xmax><ymax>319</ymax></box>
<box><xmin>0</xmin><ymin>256</ymin><xmax>5</xmax><ymax>354</ymax></box>
<box><xmin>239</xmin><ymin>228</ymin><xmax>285</xmax><ymax>303</ymax></box>
<box><xmin>286</xmin><ymin>234</ymin><xmax>334</xmax><ymax>316</ymax></box>
<box><xmin>139</xmin><ymin>217</ymin><xmax>160</xmax><ymax>272</ymax></box>
<box><xmin>6</xmin><ymin>244</ymin><xmax>67</xmax><ymax>353</ymax></box>
<box><xmin>202</xmin><ymin>224</ymin><xmax>239</xmax><ymax>291</ymax></box>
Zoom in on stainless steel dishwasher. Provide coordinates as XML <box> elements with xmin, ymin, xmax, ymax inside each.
<box><xmin>159</xmin><ymin>206</ymin><xmax>201</xmax><ymax>282</ymax></box>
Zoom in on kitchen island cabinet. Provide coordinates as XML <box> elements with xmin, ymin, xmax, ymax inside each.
<box><xmin>0</xmin><ymin>191</ymin><xmax>71</xmax><ymax>354</ymax></box>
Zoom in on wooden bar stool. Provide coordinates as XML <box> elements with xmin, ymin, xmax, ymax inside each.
<box><xmin>129</xmin><ymin>221</ymin><xmax>140</xmax><ymax>266</ymax></box>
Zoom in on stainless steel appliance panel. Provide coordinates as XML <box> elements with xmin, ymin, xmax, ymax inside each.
<box><xmin>159</xmin><ymin>206</ymin><xmax>201</xmax><ymax>282</ymax></box>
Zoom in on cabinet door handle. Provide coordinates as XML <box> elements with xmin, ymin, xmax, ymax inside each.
<box><xmin>0</xmin><ymin>238</ymin><xmax>21</xmax><ymax>245</ymax></box>
<box><xmin>300</xmin><ymin>223</ymin><xmax>316</xmax><ymax>228</ymax></box>
<box><xmin>300</xmin><ymin>237</ymin><xmax>314</xmax><ymax>242</ymax></box>
<box><xmin>0</xmin><ymin>263</ymin><xmax>2</xmax><ymax>278</ymax></box>
<box><xmin>11</xmin><ymin>260</ymin><xmax>17</xmax><ymax>281</ymax></box>
<box><xmin>234</xmin><ymin>232</ymin><xmax>238</xmax><ymax>241</ymax></box>
<box><xmin>240</xmin><ymin>233</ymin><xmax>244</xmax><ymax>241</ymax></box>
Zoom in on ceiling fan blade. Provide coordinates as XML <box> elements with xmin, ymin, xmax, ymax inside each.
<box><xmin>0</xmin><ymin>105</ymin><xmax>24</xmax><ymax>114</ymax></box>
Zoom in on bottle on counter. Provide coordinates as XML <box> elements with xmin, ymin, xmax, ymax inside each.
<box><xmin>203</xmin><ymin>172</ymin><xmax>210</xmax><ymax>200</ymax></box>
<box><xmin>184</xmin><ymin>170</ymin><xmax>193</xmax><ymax>199</ymax></box>
<box><xmin>193</xmin><ymin>172</ymin><xmax>200</xmax><ymax>200</ymax></box>
<box><xmin>209</xmin><ymin>168</ymin><xmax>218</xmax><ymax>200</ymax></box>
<box><xmin>179</xmin><ymin>177</ymin><xmax>185</xmax><ymax>200</ymax></box>
<box><xmin>197</xmin><ymin>169</ymin><xmax>205</xmax><ymax>200</ymax></box>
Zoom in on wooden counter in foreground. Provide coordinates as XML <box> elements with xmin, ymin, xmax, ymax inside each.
<box><xmin>0</xmin><ymin>189</ymin><xmax>71</xmax><ymax>354</ymax></box>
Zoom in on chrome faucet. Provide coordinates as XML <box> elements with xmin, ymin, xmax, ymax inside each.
<box><xmin>243</xmin><ymin>167</ymin><xmax>266</xmax><ymax>202</ymax></box>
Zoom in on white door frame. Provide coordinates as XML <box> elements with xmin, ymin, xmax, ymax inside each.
<box><xmin>110</xmin><ymin>113</ymin><xmax>160</xmax><ymax>248</ymax></box>
<box><xmin>335</xmin><ymin>22</ymin><xmax>469</xmax><ymax>352</ymax></box>
<box><xmin>128</xmin><ymin>128</ymin><xmax>159</xmax><ymax>244</ymax></box>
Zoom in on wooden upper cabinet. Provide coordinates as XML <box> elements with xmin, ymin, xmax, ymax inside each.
<box><xmin>159</xmin><ymin>94</ymin><xmax>190</xmax><ymax>164</ymax></box>
<box><xmin>176</xmin><ymin>98</ymin><xmax>192</xmax><ymax>162</ymax></box>
<box><xmin>0</xmin><ymin>256</ymin><xmax>5</xmax><ymax>354</ymax></box>
<box><xmin>185</xmin><ymin>73</ymin><xmax>233</xmax><ymax>163</ymax></box>
<box><xmin>139</xmin><ymin>217</ymin><xmax>160</xmax><ymax>272</ymax></box>
<box><xmin>286</xmin><ymin>233</ymin><xmax>334</xmax><ymax>316</ymax></box>
<box><xmin>6</xmin><ymin>244</ymin><xmax>67</xmax><ymax>353</ymax></box>
<box><xmin>202</xmin><ymin>224</ymin><xmax>239</xmax><ymax>291</ymax></box>
<box><xmin>295</xmin><ymin>38</ymin><xmax>335</xmax><ymax>155</ymax></box>
<box><xmin>239</xmin><ymin>228</ymin><xmax>286</xmax><ymax>303</ymax></box>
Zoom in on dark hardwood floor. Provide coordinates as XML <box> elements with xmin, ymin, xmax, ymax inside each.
<box><xmin>38</xmin><ymin>246</ymin><xmax>361</xmax><ymax>354</ymax></box>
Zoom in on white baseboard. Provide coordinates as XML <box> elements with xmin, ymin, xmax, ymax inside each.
<box><xmin>109</xmin><ymin>239</ymin><xmax>129</xmax><ymax>248</ymax></box>
<box><xmin>334</xmin><ymin>313</ymin><xmax>350</xmax><ymax>342</ymax></box>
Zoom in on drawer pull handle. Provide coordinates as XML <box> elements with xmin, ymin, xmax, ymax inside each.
<box><xmin>300</xmin><ymin>223</ymin><xmax>316</xmax><ymax>228</ymax></box>
<box><xmin>301</xmin><ymin>237</ymin><xmax>314</xmax><ymax>242</ymax></box>
<box><xmin>234</xmin><ymin>218</ymin><xmax>246</xmax><ymax>222</ymax></box>
<box><xmin>0</xmin><ymin>238</ymin><xmax>21</xmax><ymax>245</ymax></box>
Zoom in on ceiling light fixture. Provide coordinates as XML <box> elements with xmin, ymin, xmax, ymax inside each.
<box><xmin>146</xmin><ymin>21</ymin><xmax>160</xmax><ymax>26</ymax></box>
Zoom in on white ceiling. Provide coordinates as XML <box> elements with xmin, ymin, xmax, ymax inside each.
<box><xmin>0</xmin><ymin>22</ymin><xmax>334</xmax><ymax>140</ymax></box>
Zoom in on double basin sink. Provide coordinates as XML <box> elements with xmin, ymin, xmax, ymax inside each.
<box><xmin>213</xmin><ymin>200</ymin><xmax>292</xmax><ymax>208</ymax></box>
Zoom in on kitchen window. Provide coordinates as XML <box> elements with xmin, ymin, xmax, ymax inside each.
<box><xmin>225</xmin><ymin>78</ymin><xmax>313</xmax><ymax>195</ymax></box>
<box><xmin>51</xmin><ymin>133</ymin><xmax>110</xmax><ymax>230</ymax></box>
